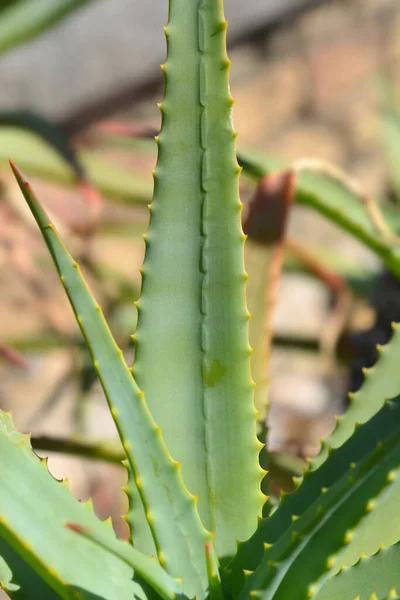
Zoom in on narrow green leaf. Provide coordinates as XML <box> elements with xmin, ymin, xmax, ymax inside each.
<box><xmin>314</xmin><ymin>543</ymin><xmax>400</xmax><ymax>600</ymax></box>
<box><xmin>0</xmin><ymin>410</ymin><xmax>142</xmax><ymax>600</ymax></box>
<box><xmin>0</xmin><ymin>111</ymin><xmax>84</xmax><ymax>179</ymax></box>
<box><xmin>0</xmin><ymin>554</ymin><xmax>19</xmax><ymax>593</ymax></box>
<box><xmin>10</xmin><ymin>162</ymin><xmax>211</xmax><ymax>599</ymax></box>
<box><xmin>124</xmin><ymin>466</ymin><xmax>158</xmax><ymax>559</ymax></box>
<box><xmin>0</xmin><ymin>0</ymin><xmax>95</xmax><ymax>55</ymax></box>
<box><xmin>329</xmin><ymin>466</ymin><xmax>400</xmax><ymax>574</ymax></box>
<box><xmin>229</xmin><ymin>320</ymin><xmax>400</xmax><ymax>593</ymax></box>
<box><xmin>238</xmin><ymin>152</ymin><xmax>400</xmax><ymax>277</ymax></box>
<box><xmin>313</xmin><ymin>323</ymin><xmax>400</xmax><ymax>468</ymax></box>
<box><xmin>132</xmin><ymin>0</ymin><xmax>263</xmax><ymax>560</ymax></box>
<box><xmin>0</xmin><ymin>128</ymin><xmax>151</xmax><ymax>205</ymax></box>
<box><xmin>0</xmin><ymin>539</ymin><xmax>63</xmax><ymax>600</ymax></box>
<box><xmin>205</xmin><ymin>541</ymin><xmax>224</xmax><ymax>600</ymax></box>
<box><xmin>67</xmin><ymin>523</ymin><xmax>180</xmax><ymax>600</ymax></box>
<box><xmin>239</xmin><ymin>398</ymin><xmax>400</xmax><ymax>600</ymax></box>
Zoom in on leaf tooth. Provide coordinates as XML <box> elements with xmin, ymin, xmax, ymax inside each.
<box><xmin>292</xmin><ymin>475</ymin><xmax>302</xmax><ymax>488</ymax></box>
<box><xmin>344</xmin><ymin>529</ymin><xmax>355</xmax><ymax>544</ymax></box>
<box><xmin>39</xmin><ymin>456</ymin><xmax>49</xmax><ymax>468</ymax></box>
<box><xmin>307</xmin><ymin>583</ymin><xmax>317</xmax><ymax>598</ymax></box>
<box><xmin>84</xmin><ymin>497</ymin><xmax>94</xmax><ymax>510</ymax></box>
<box><xmin>263</xmin><ymin>542</ymin><xmax>272</xmax><ymax>551</ymax></box>
<box><xmin>326</xmin><ymin>553</ymin><xmax>337</xmax><ymax>569</ymax></box>
<box><xmin>256</xmin><ymin>438</ymin><xmax>264</xmax><ymax>453</ymax></box>
<box><xmin>291</xmin><ymin>514</ymin><xmax>300</xmax><ymax>522</ymax></box>
<box><xmin>158</xmin><ymin>550</ymin><xmax>166</xmax><ymax>568</ymax></box>
<box><xmin>347</xmin><ymin>391</ymin><xmax>355</xmax><ymax>403</ymax></box>
<box><xmin>243</xmin><ymin>569</ymin><xmax>254</xmax><ymax>580</ymax></box>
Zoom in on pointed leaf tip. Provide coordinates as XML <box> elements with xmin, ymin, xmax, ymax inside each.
<box><xmin>9</xmin><ymin>159</ymin><xmax>28</xmax><ymax>186</ymax></box>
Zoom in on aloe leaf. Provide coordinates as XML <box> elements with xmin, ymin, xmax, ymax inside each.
<box><xmin>0</xmin><ymin>128</ymin><xmax>151</xmax><ymax>204</ymax></box>
<box><xmin>0</xmin><ymin>554</ymin><xmax>19</xmax><ymax>593</ymax></box>
<box><xmin>313</xmin><ymin>542</ymin><xmax>400</xmax><ymax>600</ymax></box>
<box><xmin>10</xmin><ymin>161</ymin><xmax>211</xmax><ymax>599</ymax></box>
<box><xmin>205</xmin><ymin>541</ymin><xmax>224</xmax><ymax>600</ymax></box>
<box><xmin>243</xmin><ymin>171</ymin><xmax>295</xmax><ymax>420</ymax></box>
<box><xmin>0</xmin><ymin>111</ymin><xmax>84</xmax><ymax>178</ymax></box>
<box><xmin>66</xmin><ymin>523</ymin><xmax>180</xmax><ymax>600</ymax></box>
<box><xmin>0</xmin><ymin>538</ymin><xmax>74</xmax><ymax>599</ymax></box>
<box><xmin>0</xmin><ymin>410</ymin><xmax>142</xmax><ymax>600</ymax></box>
<box><xmin>313</xmin><ymin>323</ymin><xmax>400</xmax><ymax>467</ymax></box>
<box><xmin>328</xmin><ymin>464</ymin><xmax>400</xmax><ymax>574</ymax></box>
<box><xmin>239</xmin><ymin>397</ymin><xmax>400</xmax><ymax>600</ymax></box>
<box><xmin>132</xmin><ymin>0</ymin><xmax>263</xmax><ymax>561</ymax></box>
<box><xmin>0</xmin><ymin>0</ymin><xmax>95</xmax><ymax>56</ymax></box>
<box><xmin>124</xmin><ymin>470</ymin><xmax>158</xmax><ymax>558</ymax></box>
<box><xmin>238</xmin><ymin>153</ymin><xmax>400</xmax><ymax>277</ymax></box>
<box><xmin>229</xmin><ymin>323</ymin><xmax>400</xmax><ymax>593</ymax></box>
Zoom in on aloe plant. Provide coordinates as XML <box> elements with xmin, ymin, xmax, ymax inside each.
<box><xmin>1</xmin><ymin>1</ymin><xmax>400</xmax><ymax>599</ymax></box>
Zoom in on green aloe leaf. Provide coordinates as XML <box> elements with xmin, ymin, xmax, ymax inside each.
<box><xmin>0</xmin><ymin>553</ymin><xmax>19</xmax><ymax>593</ymax></box>
<box><xmin>313</xmin><ymin>542</ymin><xmax>400</xmax><ymax>600</ymax></box>
<box><xmin>132</xmin><ymin>0</ymin><xmax>263</xmax><ymax>561</ymax></box>
<box><xmin>229</xmin><ymin>323</ymin><xmax>400</xmax><ymax>594</ymax></box>
<box><xmin>0</xmin><ymin>128</ymin><xmax>151</xmax><ymax>205</ymax></box>
<box><xmin>238</xmin><ymin>397</ymin><xmax>400</xmax><ymax>600</ymax></box>
<box><xmin>238</xmin><ymin>152</ymin><xmax>400</xmax><ymax>277</ymax></box>
<box><xmin>0</xmin><ymin>540</ymin><xmax>65</xmax><ymax>599</ymax></box>
<box><xmin>328</xmin><ymin>472</ymin><xmax>400</xmax><ymax>576</ymax></box>
<box><xmin>0</xmin><ymin>410</ymin><xmax>142</xmax><ymax>600</ymax></box>
<box><xmin>10</xmin><ymin>161</ymin><xmax>212</xmax><ymax>599</ymax></box>
<box><xmin>0</xmin><ymin>0</ymin><xmax>95</xmax><ymax>55</ymax></box>
<box><xmin>0</xmin><ymin>111</ymin><xmax>84</xmax><ymax>179</ymax></box>
<box><xmin>67</xmin><ymin>523</ymin><xmax>181</xmax><ymax>600</ymax></box>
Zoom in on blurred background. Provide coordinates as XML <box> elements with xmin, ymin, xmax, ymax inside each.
<box><xmin>1</xmin><ymin>0</ymin><xmax>400</xmax><ymax>548</ymax></box>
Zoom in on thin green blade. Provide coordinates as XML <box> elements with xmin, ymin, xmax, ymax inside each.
<box><xmin>239</xmin><ymin>152</ymin><xmax>400</xmax><ymax>277</ymax></box>
<box><xmin>67</xmin><ymin>523</ymin><xmax>180</xmax><ymax>600</ymax></box>
<box><xmin>239</xmin><ymin>397</ymin><xmax>400</xmax><ymax>600</ymax></box>
<box><xmin>0</xmin><ymin>127</ymin><xmax>151</xmax><ymax>205</ymax></box>
<box><xmin>230</xmin><ymin>323</ymin><xmax>400</xmax><ymax>594</ymax></box>
<box><xmin>314</xmin><ymin>542</ymin><xmax>400</xmax><ymax>600</ymax></box>
<box><xmin>0</xmin><ymin>0</ymin><xmax>95</xmax><ymax>56</ymax></box>
<box><xmin>10</xmin><ymin>161</ymin><xmax>211</xmax><ymax>599</ymax></box>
